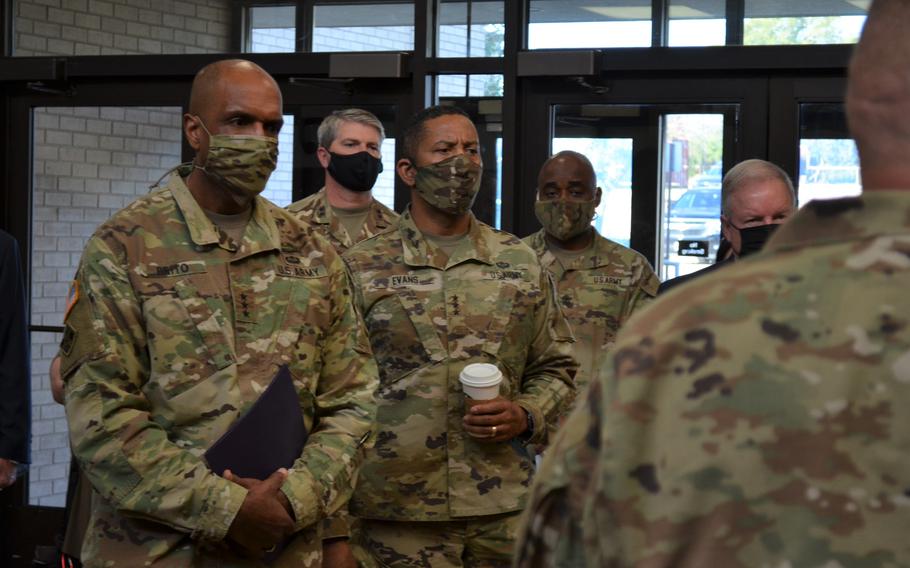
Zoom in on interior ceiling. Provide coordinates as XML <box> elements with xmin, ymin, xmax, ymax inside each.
<box><xmin>251</xmin><ymin>1</ymin><xmax>868</xmax><ymax>29</ymax></box>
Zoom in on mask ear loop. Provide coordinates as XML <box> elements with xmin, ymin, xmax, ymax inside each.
<box><xmin>150</xmin><ymin>116</ymin><xmax>213</xmax><ymax>190</ymax></box>
<box><xmin>149</xmin><ymin>163</ymin><xmax>193</xmax><ymax>191</ymax></box>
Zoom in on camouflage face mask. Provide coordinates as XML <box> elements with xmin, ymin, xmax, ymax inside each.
<box><xmin>413</xmin><ymin>154</ymin><xmax>483</xmax><ymax>215</ymax></box>
<box><xmin>193</xmin><ymin>117</ymin><xmax>279</xmax><ymax>204</ymax></box>
<box><xmin>534</xmin><ymin>198</ymin><xmax>597</xmax><ymax>241</ymax></box>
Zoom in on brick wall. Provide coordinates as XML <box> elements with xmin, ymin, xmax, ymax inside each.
<box><xmin>29</xmin><ymin>106</ymin><xmax>184</xmax><ymax>506</ymax></box>
<box><xmin>16</xmin><ymin>0</ymin><xmax>233</xmax><ymax>506</ymax></box>
<box><xmin>14</xmin><ymin>0</ymin><xmax>230</xmax><ymax>56</ymax></box>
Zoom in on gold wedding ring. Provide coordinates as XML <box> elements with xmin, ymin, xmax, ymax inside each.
<box><xmin>491</xmin><ymin>425</ymin><xmax>497</xmax><ymax>436</ymax></box>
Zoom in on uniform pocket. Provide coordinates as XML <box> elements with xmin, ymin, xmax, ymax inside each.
<box><xmin>362</xmin><ymin>290</ymin><xmax>445</xmax><ymax>387</ymax></box>
<box><xmin>142</xmin><ymin>275</ymin><xmax>234</xmax><ymax>398</ymax></box>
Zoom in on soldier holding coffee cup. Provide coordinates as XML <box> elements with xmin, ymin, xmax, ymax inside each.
<box><xmin>343</xmin><ymin>105</ymin><xmax>577</xmax><ymax>567</ymax></box>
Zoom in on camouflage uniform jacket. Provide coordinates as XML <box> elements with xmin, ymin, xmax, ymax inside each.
<box><xmin>60</xmin><ymin>172</ymin><xmax>378</xmax><ymax>567</ymax></box>
<box><xmin>287</xmin><ymin>188</ymin><xmax>397</xmax><ymax>540</ymax></box>
<box><xmin>516</xmin><ymin>191</ymin><xmax>910</xmax><ymax>567</ymax></box>
<box><xmin>524</xmin><ymin>229</ymin><xmax>659</xmax><ymax>392</ymax></box>
<box><xmin>343</xmin><ymin>209</ymin><xmax>577</xmax><ymax>521</ymax></box>
<box><xmin>286</xmin><ymin>187</ymin><xmax>398</xmax><ymax>253</ymax></box>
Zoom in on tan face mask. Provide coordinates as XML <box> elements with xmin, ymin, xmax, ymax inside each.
<box><xmin>534</xmin><ymin>197</ymin><xmax>597</xmax><ymax>241</ymax></box>
<box><xmin>413</xmin><ymin>154</ymin><xmax>483</xmax><ymax>215</ymax></box>
<box><xmin>193</xmin><ymin>116</ymin><xmax>279</xmax><ymax>205</ymax></box>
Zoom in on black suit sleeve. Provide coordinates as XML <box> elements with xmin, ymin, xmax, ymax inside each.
<box><xmin>0</xmin><ymin>231</ymin><xmax>31</xmax><ymax>464</ymax></box>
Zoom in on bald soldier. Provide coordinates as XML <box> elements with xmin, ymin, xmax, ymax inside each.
<box><xmin>524</xmin><ymin>151</ymin><xmax>658</xmax><ymax>393</ymax></box>
<box><xmin>516</xmin><ymin>2</ymin><xmax>910</xmax><ymax>565</ymax></box>
<box><xmin>59</xmin><ymin>59</ymin><xmax>377</xmax><ymax>567</ymax></box>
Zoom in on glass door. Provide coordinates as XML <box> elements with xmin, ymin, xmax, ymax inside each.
<box><xmin>548</xmin><ymin>103</ymin><xmax>736</xmax><ymax>280</ymax></box>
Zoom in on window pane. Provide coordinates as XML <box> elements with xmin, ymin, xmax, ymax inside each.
<box><xmin>437</xmin><ymin>74</ymin><xmax>504</xmax><ymax>98</ymax></box>
<box><xmin>660</xmin><ymin>114</ymin><xmax>725</xmax><ymax>281</ymax></box>
<box><xmin>262</xmin><ymin>115</ymin><xmax>294</xmax><ymax>207</ymax></box>
<box><xmin>438</xmin><ymin>1</ymin><xmax>504</xmax><ymax>57</ymax></box>
<box><xmin>373</xmin><ymin>139</ymin><xmax>397</xmax><ymax>210</ymax></box>
<box><xmin>553</xmin><ymin>138</ymin><xmax>634</xmax><ymax>247</ymax></box>
<box><xmin>744</xmin><ymin>1</ymin><xmax>867</xmax><ymax>45</ymax></box>
<box><xmin>249</xmin><ymin>6</ymin><xmax>296</xmax><ymax>53</ymax></box>
<box><xmin>798</xmin><ymin>103</ymin><xmax>861</xmax><ymax>204</ymax></box>
<box><xmin>30</xmin><ymin>106</ymin><xmax>184</xmax><ymax>506</ymax></box>
<box><xmin>313</xmin><ymin>3</ymin><xmax>414</xmax><ymax>52</ymax></box>
<box><xmin>668</xmin><ymin>0</ymin><xmax>725</xmax><ymax>46</ymax></box>
<box><xmin>529</xmin><ymin>0</ymin><xmax>651</xmax><ymax>49</ymax></box>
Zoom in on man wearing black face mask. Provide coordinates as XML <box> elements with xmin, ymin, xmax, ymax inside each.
<box><xmin>288</xmin><ymin>109</ymin><xmax>398</xmax><ymax>253</ymax></box>
<box><xmin>288</xmin><ymin>110</ymin><xmax>397</xmax><ymax>566</ymax></box>
<box><xmin>659</xmin><ymin>159</ymin><xmax>796</xmax><ymax>294</ymax></box>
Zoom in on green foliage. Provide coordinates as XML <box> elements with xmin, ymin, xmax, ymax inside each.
<box><xmin>484</xmin><ymin>24</ymin><xmax>504</xmax><ymax>57</ymax></box>
<box><xmin>744</xmin><ymin>16</ymin><xmax>860</xmax><ymax>45</ymax></box>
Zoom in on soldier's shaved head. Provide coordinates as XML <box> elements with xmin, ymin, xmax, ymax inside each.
<box><xmin>188</xmin><ymin>59</ymin><xmax>281</xmax><ymax>121</ymax></box>
<box><xmin>847</xmin><ymin>0</ymin><xmax>910</xmax><ymax>187</ymax></box>
<box><xmin>538</xmin><ymin>151</ymin><xmax>596</xmax><ymax>187</ymax></box>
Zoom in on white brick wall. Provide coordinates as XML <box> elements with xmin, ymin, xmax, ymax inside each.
<box><xmin>14</xmin><ymin>0</ymin><xmax>231</xmax><ymax>56</ymax></box>
<box><xmin>18</xmin><ymin>0</ymin><xmax>232</xmax><ymax>508</ymax></box>
<box><xmin>30</xmin><ymin>105</ymin><xmax>185</xmax><ymax>506</ymax></box>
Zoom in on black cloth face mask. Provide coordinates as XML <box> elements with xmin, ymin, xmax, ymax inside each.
<box><xmin>736</xmin><ymin>223</ymin><xmax>781</xmax><ymax>257</ymax></box>
<box><xmin>327</xmin><ymin>151</ymin><xmax>383</xmax><ymax>192</ymax></box>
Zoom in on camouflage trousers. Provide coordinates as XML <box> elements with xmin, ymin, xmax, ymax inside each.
<box><xmin>352</xmin><ymin>512</ymin><xmax>522</xmax><ymax>568</ymax></box>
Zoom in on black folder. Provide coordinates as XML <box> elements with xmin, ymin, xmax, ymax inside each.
<box><xmin>204</xmin><ymin>365</ymin><xmax>308</xmax><ymax>480</ymax></box>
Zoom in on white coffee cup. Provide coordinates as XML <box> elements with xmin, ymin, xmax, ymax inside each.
<box><xmin>459</xmin><ymin>363</ymin><xmax>503</xmax><ymax>401</ymax></box>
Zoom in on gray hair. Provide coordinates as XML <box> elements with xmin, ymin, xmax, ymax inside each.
<box><xmin>721</xmin><ymin>159</ymin><xmax>796</xmax><ymax>217</ymax></box>
<box><xmin>317</xmin><ymin>108</ymin><xmax>385</xmax><ymax>149</ymax></box>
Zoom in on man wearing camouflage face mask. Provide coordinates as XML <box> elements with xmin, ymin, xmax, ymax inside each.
<box><xmin>58</xmin><ymin>59</ymin><xmax>378</xmax><ymax>567</ymax></box>
<box><xmin>525</xmin><ymin>150</ymin><xmax>659</xmax><ymax>396</ymax></box>
<box><xmin>343</xmin><ymin>105</ymin><xmax>577</xmax><ymax>566</ymax></box>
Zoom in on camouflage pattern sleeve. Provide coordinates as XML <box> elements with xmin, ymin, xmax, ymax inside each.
<box><xmin>279</xmin><ymin>257</ymin><xmax>379</xmax><ymax>531</ymax></box>
<box><xmin>514</xmin><ymin>270</ymin><xmax>578</xmax><ymax>446</ymax></box>
<box><xmin>514</xmin><ymin>375</ymin><xmax>605</xmax><ymax>568</ymax></box>
<box><xmin>62</xmin><ymin>234</ymin><xmax>248</xmax><ymax>543</ymax></box>
<box><xmin>623</xmin><ymin>256</ymin><xmax>660</xmax><ymax>319</ymax></box>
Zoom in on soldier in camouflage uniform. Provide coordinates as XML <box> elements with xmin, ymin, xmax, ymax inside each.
<box><xmin>516</xmin><ymin>3</ymin><xmax>910</xmax><ymax>565</ymax></box>
<box><xmin>287</xmin><ymin>108</ymin><xmax>398</xmax><ymax>254</ymax></box>
<box><xmin>525</xmin><ymin>151</ymin><xmax>658</xmax><ymax>395</ymax></box>
<box><xmin>288</xmin><ymin>109</ymin><xmax>398</xmax><ymax>566</ymax></box>
<box><xmin>59</xmin><ymin>59</ymin><xmax>377</xmax><ymax>567</ymax></box>
<box><xmin>343</xmin><ymin>105</ymin><xmax>577</xmax><ymax>567</ymax></box>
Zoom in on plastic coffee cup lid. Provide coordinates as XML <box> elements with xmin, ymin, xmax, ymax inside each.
<box><xmin>459</xmin><ymin>363</ymin><xmax>503</xmax><ymax>387</ymax></box>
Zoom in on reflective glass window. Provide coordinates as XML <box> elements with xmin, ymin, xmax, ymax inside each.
<box><xmin>313</xmin><ymin>2</ymin><xmax>414</xmax><ymax>52</ymax></box>
<box><xmin>529</xmin><ymin>0</ymin><xmax>652</xmax><ymax>48</ymax></box>
<box><xmin>744</xmin><ymin>0</ymin><xmax>867</xmax><ymax>45</ymax></box>
<box><xmin>262</xmin><ymin>114</ymin><xmax>295</xmax><ymax>207</ymax></box>
<box><xmin>372</xmin><ymin>139</ymin><xmax>398</xmax><ymax>210</ymax></box>
<box><xmin>438</xmin><ymin>1</ymin><xmax>504</xmax><ymax>57</ymax></box>
<box><xmin>249</xmin><ymin>5</ymin><xmax>296</xmax><ymax>53</ymax></box>
<box><xmin>660</xmin><ymin>114</ymin><xmax>725</xmax><ymax>280</ymax></box>
<box><xmin>798</xmin><ymin>103</ymin><xmax>861</xmax><ymax>204</ymax></box>
<box><xmin>668</xmin><ymin>0</ymin><xmax>726</xmax><ymax>46</ymax></box>
<box><xmin>437</xmin><ymin>74</ymin><xmax>504</xmax><ymax>97</ymax></box>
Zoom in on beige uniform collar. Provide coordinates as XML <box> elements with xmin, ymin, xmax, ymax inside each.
<box><xmin>399</xmin><ymin>207</ymin><xmax>495</xmax><ymax>270</ymax></box>
<box><xmin>528</xmin><ymin>229</ymin><xmax>619</xmax><ymax>274</ymax></box>
<box><xmin>168</xmin><ymin>172</ymin><xmax>282</xmax><ymax>258</ymax></box>
<box><xmin>312</xmin><ymin>187</ymin><xmax>395</xmax><ymax>248</ymax></box>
